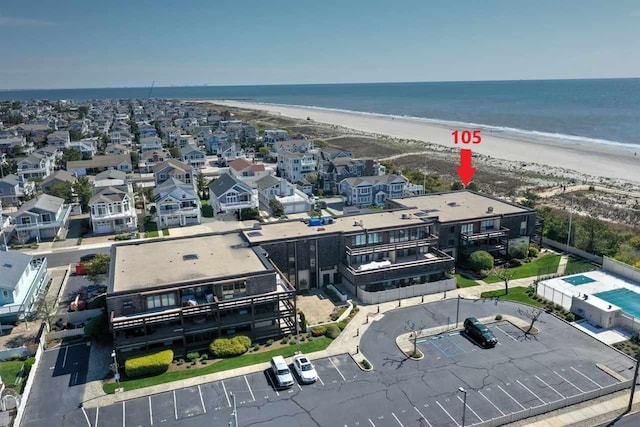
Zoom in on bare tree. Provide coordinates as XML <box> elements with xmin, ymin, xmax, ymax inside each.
<box><xmin>405</xmin><ymin>320</ymin><xmax>426</xmax><ymax>357</ymax></box>
<box><xmin>493</xmin><ymin>267</ymin><xmax>516</xmax><ymax>295</ymax></box>
<box><xmin>518</xmin><ymin>308</ymin><xmax>544</xmax><ymax>335</ymax></box>
<box><xmin>32</xmin><ymin>290</ymin><xmax>60</xmax><ymax>330</ymax></box>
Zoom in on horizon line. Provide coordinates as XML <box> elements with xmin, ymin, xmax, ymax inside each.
<box><xmin>1</xmin><ymin>76</ymin><xmax>639</xmax><ymax>92</ymax></box>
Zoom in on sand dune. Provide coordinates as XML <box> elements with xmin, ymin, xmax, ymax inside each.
<box><xmin>206</xmin><ymin>100</ymin><xmax>640</xmax><ymax>185</ymax></box>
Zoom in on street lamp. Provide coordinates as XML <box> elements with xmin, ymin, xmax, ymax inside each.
<box><xmin>111</xmin><ymin>350</ymin><xmax>121</xmax><ymax>391</ymax></box>
<box><xmin>458</xmin><ymin>387</ymin><xmax>467</xmax><ymax>427</ymax></box>
<box><xmin>455</xmin><ymin>295</ymin><xmax>464</xmax><ymax>328</ymax></box>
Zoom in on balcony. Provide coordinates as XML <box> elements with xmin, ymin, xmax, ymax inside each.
<box><xmin>345</xmin><ymin>236</ymin><xmax>439</xmax><ymax>257</ymax></box>
<box><xmin>91</xmin><ymin>210</ymin><xmax>135</xmax><ymax>221</ymax></box>
<box><xmin>459</xmin><ymin>226</ymin><xmax>509</xmax><ymax>255</ymax></box>
<box><xmin>15</xmin><ymin>206</ymin><xmax>71</xmax><ymax>230</ymax></box>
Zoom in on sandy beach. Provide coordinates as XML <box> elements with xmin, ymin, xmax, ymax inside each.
<box><xmin>208</xmin><ymin>100</ymin><xmax>640</xmax><ymax>186</ymax></box>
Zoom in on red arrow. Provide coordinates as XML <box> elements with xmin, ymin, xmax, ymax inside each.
<box><xmin>456</xmin><ymin>148</ymin><xmax>476</xmax><ymax>187</ymax></box>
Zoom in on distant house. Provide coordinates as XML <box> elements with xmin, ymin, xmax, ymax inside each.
<box><xmin>180</xmin><ymin>144</ymin><xmax>206</xmax><ymax>170</ymax></box>
<box><xmin>140</xmin><ymin>136</ymin><xmax>163</xmax><ymax>152</ymax></box>
<box><xmin>208</xmin><ymin>173</ymin><xmax>258</xmax><ymax>216</ymax></box>
<box><xmin>10</xmin><ymin>194</ymin><xmax>71</xmax><ymax>243</ymax></box>
<box><xmin>138</xmin><ymin>123</ymin><xmax>157</xmax><ymax>138</ymax></box>
<box><xmin>0</xmin><ymin>251</ymin><xmax>48</xmax><ymax>323</ymax></box>
<box><xmin>0</xmin><ymin>136</ymin><xmax>31</xmax><ymax>156</ymax></box>
<box><xmin>153</xmin><ymin>159</ymin><xmax>194</xmax><ymax>186</ymax></box>
<box><xmin>141</xmin><ymin>149</ymin><xmax>170</xmax><ymax>173</ymax></box>
<box><xmin>219</xmin><ymin>142</ymin><xmax>245</xmax><ymax>165</ymax></box>
<box><xmin>41</xmin><ymin>170</ymin><xmax>77</xmax><ymax>195</ymax></box>
<box><xmin>277</xmin><ymin>151</ymin><xmax>316</xmax><ymax>183</ymax></box>
<box><xmin>262</xmin><ymin>129</ymin><xmax>290</xmax><ymax>146</ymax></box>
<box><xmin>17</xmin><ymin>152</ymin><xmax>52</xmax><ymax>181</ymax></box>
<box><xmin>178</xmin><ymin>134</ymin><xmax>196</xmax><ymax>147</ymax></box>
<box><xmin>69</xmin><ymin>138</ymin><xmax>98</xmax><ymax>157</ymax></box>
<box><xmin>319</xmin><ymin>157</ymin><xmax>381</xmax><ymax>193</ymax></box>
<box><xmin>0</xmin><ymin>174</ymin><xmax>35</xmax><ymax>206</ymax></box>
<box><xmin>66</xmin><ymin>153</ymin><xmax>132</xmax><ymax>176</ymax></box>
<box><xmin>255</xmin><ymin>175</ymin><xmax>312</xmax><ymax>215</ymax></box>
<box><xmin>105</xmin><ymin>144</ymin><xmax>130</xmax><ymax>156</ymax></box>
<box><xmin>340</xmin><ymin>174</ymin><xmax>410</xmax><ymax>207</ymax></box>
<box><xmin>46</xmin><ymin>130</ymin><xmax>71</xmax><ymax>148</ymax></box>
<box><xmin>88</xmin><ymin>187</ymin><xmax>137</xmax><ymax>234</ymax></box>
<box><xmin>204</xmin><ymin>131</ymin><xmax>228</xmax><ymax>154</ymax></box>
<box><xmin>34</xmin><ymin>146</ymin><xmax>62</xmax><ymax>163</ymax></box>
<box><xmin>272</xmin><ymin>139</ymin><xmax>314</xmax><ymax>156</ymax></box>
<box><xmin>153</xmin><ymin>177</ymin><xmax>201</xmax><ymax>228</ymax></box>
<box><xmin>228</xmin><ymin>158</ymin><xmax>268</xmax><ymax>179</ymax></box>
<box><xmin>110</xmin><ymin>131</ymin><xmax>133</xmax><ymax>147</ymax></box>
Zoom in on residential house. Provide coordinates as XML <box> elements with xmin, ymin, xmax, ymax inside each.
<box><xmin>10</xmin><ymin>194</ymin><xmax>70</xmax><ymax>243</ymax></box>
<box><xmin>0</xmin><ymin>201</ymin><xmax>11</xmax><ymax>247</ymax></box>
<box><xmin>41</xmin><ymin>170</ymin><xmax>76</xmax><ymax>196</ymax></box>
<box><xmin>177</xmin><ymin>134</ymin><xmax>196</xmax><ymax>147</ymax></box>
<box><xmin>340</xmin><ymin>174</ymin><xmax>409</xmax><ymax>207</ymax></box>
<box><xmin>262</xmin><ymin>129</ymin><xmax>290</xmax><ymax>146</ymax></box>
<box><xmin>46</xmin><ymin>130</ymin><xmax>71</xmax><ymax>148</ymax></box>
<box><xmin>208</xmin><ymin>173</ymin><xmax>258</xmax><ymax>216</ymax></box>
<box><xmin>278</xmin><ymin>151</ymin><xmax>316</xmax><ymax>183</ymax></box>
<box><xmin>17</xmin><ymin>153</ymin><xmax>52</xmax><ymax>181</ymax></box>
<box><xmin>385</xmin><ymin>191</ymin><xmax>540</xmax><ymax>260</ymax></box>
<box><xmin>16</xmin><ymin>124</ymin><xmax>50</xmax><ymax>142</ymax></box>
<box><xmin>0</xmin><ymin>251</ymin><xmax>48</xmax><ymax>323</ymax></box>
<box><xmin>106</xmin><ymin>233</ymin><xmax>297</xmax><ymax>357</ymax></box>
<box><xmin>69</xmin><ymin>138</ymin><xmax>98</xmax><ymax>157</ymax></box>
<box><xmin>140</xmin><ymin>136</ymin><xmax>163</xmax><ymax>152</ymax></box>
<box><xmin>153</xmin><ymin>177</ymin><xmax>201</xmax><ymax>228</ymax></box>
<box><xmin>88</xmin><ymin>187</ymin><xmax>137</xmax><ymax>234</ymax></box>
<box><xmin>228</xmin><ymin>158</ymin><xmax>269</xmax><ymax>180</ymax></box>
<box><xmin>272</xmin><ymin>139</ymin><xmax>314</xmax><ymax>156</ymax></box>
<box><xmin>68</xmin><ymin>119</ymin><xmax>90</xmax><ymax>135</ymax></box>
<box><xmin>219</xmin><ymin>142</ymin><xmax>245</xmax><ymax>165</ymax></box>
<box><xmin>141</xmin><ymin>149</ymin><xmax>170</xmax><ymax>173</ymax></box>
<box><xmin>0</xmin><ymin>174</ymin><xmax>35</xmax><ymax>206</ymax></box>
<box><xmin>180</xmin><ymin>145</ymin><xmax>206</xmax><ymax>170</ymax></box>
<box><xmin>204</xmin><ymin>131</ymin><xmax>227</xmax><ymax>154</ymax></box>
<box><xmin>110</xmin><ymin>131</ymin><xmax>133</xmax><ymax>147</ymax></box>
<box><xmin>92</xmin><ymin>170</ymin><xmax>133</xmax><ymax>194</ymax></box>
<box><xmin>138</xmin><ymin>123</ymin><xmax>157</xmax><ymax>138</ymax></box>
<box><xmin>0</xmin><ymin>137</ymin><xmax>32</xmax><ymax>156</ymax></box>
<box><xmin>255</xmin><ymin>175</ymin><xmax>312</xmax><ymax>215</ymax></box>
<box><xmin>105</xmin><ymin>144</ymin><xmax>130</xmax><ymax>156</ymax></box>
<box><xmin>66</xmin><ymin>153</ymin><xmax>132</xmax><ymax>176</ymax></box>
<box><xmin>34</xmin><ymin>146</ymin><xmax>62</xmax><ymax>164</ymax></box>
<box><xmin>153</xmin><ymin>159</ymin><xmax>194</xmax><ymax>186</ymax></box>
<box><xmin>319</xmin><ymin>157</ymin><xmax>382</xmax><ymax>193</ymax></box>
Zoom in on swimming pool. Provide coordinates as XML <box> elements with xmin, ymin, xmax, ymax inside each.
<box><xmin>595</xmin><ymin>288</ymin><xmax>640</xmax><ymax>319</ymax></box>
<box><xmin>563</xmin><ymin>275</ymin><xmax>596</xmax><ymax>286</ymax></box>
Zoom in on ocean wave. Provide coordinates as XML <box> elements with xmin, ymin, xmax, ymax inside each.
<box><xmin>222</xmin><ymin>100</ymin><xmax>639</xmax><ymax>151</ymax></box>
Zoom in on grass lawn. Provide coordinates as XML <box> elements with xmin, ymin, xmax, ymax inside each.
<box><xmin>565</xmin><ymin>255</ymin><xmax>599</xmax><ymax>275</ymax></box>
<box><xmin>484</xmin><ymin>254</ymin><xmax>561</xmax><ymax>283</ymax></box>
<box><xmin>0</xmin><ymin>361</ymin><xmax>24</xmax><ymax>389</ymax></box>
<box><xmin>103</xmin><ymin>337</ymin><xmax>332</xmax><ymax>394</ymax></box>
<box><xmin>200</xmin><ymin>200</ymin><xmax>214</xmax><ymax>218</ymax></box>
<box><xmin>161</xmin><ymin>229</ymin><xmax>170</xmax><ymax>236</ymax></box>
<box><xmin>144</xmin><ymin>220</ymin><xmax>159</xmax><ymax>237</ymax></box>
<box><xmin>480</xmin><ymin>286</ymin><xmax>544</xmax><ymax>308</ymax></box>
<box><xmin>455</xmin><ymin>274</ymin><xmax>479</xmax><ymax>288</ymax></box>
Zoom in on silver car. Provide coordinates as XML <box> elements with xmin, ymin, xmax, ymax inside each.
<box><xmin>292</xmin><ymin>353</ymin><xmax>317</xmax><ymax>384</ymax></box>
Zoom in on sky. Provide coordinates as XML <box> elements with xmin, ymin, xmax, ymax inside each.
<box><xmin>1</xmin><ymin>0</ymin><xmax>639</xmax><ymax>89</ymax></box>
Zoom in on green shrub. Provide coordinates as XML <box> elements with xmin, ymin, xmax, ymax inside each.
<box><xmin>330</xmin><ymin>306</ymin><xmax>348</xmax><ymax>321</ymax></box>
<box><xmin>186</xmin><ymin>352</ymin><xmax>200</xmax><ymax>362</ymax></box>
<box><xmin>528</xmin><ymin>246</ymin><xmax>540</xmax><ymax>257</ymax></box>
<box><xmin>495</xmin><ymin>314</ymin><xmax>503</xmax><ymax>320</ymax></box>
<box><xmin>469</xmin><ymin>251</ymin><xmax>494</xmax><ymax>272</ymax></box>
<box><xmin>289</xmin><ymin>339</ymin><xmax>297</xmax><ymax>345</ymax></box>
<box><xmin>337</xmin><ymin>320</ymin><xmax>348</xmax><ymax>330</ymax></box>
<box><xmin>311</xmin><ymin>326</ymin><xmax>327</xmax><ymax>337</ymax></box>
<box><xmin>299</xmin><ymin>335</ymin><xmax>306</xmax><ymax>342</ymax></box>
<box><xmin>554</xmin><ymin>304</ymin><xmax>563</xmax><ymax>311</ymax></box>
<box><xmin>209</xmin><ymin>335</ymin><xmax>252</xmax><ymax>358</ymax></box>
<box><xmin>265</xmin><ymin>339</ymin><xmax>274</xmax><ymax>346</ymax></box>
<box><xmin>565</xmin><ymin>313</ymin><xmax>575</xmax><ymax>322</ymax></box>
<box><xmin>124</xmin><ymin>349</ymin><xmax>174</xmax><ymax>378</ymax></box>
<box><xmin>200</xmin><ymin>353</ymin><xmax>209</xmax><ymax>360</ymax></box>
<box><xmin>508</xmin><ymin>242</ymin><xmax>529</xmax><ymax>259</ymax></box>
<box><xmin>87</xmin><ymin>294</ymin><xmax>106</xmax><ymax>310</ymax></box>
<box><xmin>298</xmin><ymin>310</ymin><xmax>307</xmax><ymax>330</ymax></box>
<box><xmin>325</xmin><ymin>325</ymin><xmax>340</xmax><ymax>339</ymax></box>
<box><xmin>84</xmin><ymin>313</ymin><xmax>109</xmax><ymax>342</ymax></box>
<box><xmin>509</xmin><ymin>259</ymin><xmax>523</xmax><ymax>267</ymax></box>
<box><xmin>361</xmin><ymin>359</ymin><xmax>372</xmax><ymax>369</ymax></box>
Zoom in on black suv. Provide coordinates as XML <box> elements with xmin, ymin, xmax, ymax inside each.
<box><xmin>463</xmin><ymin>317</ymin><xmax>498</xmax><ymax>348</ymax></box>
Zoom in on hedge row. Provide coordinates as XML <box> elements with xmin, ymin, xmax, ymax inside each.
<box><xmin>124</xmin><ymin>349</ymin><xmax>174</xmax><ymax>378</ymax></box>
<box><xmin>209</xmin><ymin>335</ymin><xmax>252</xmax><ymax>358</ymax></box>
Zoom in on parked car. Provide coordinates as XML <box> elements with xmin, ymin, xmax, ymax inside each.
<box><xmin>270</xmin><ymin>356</ymin><xmax>294</xmax><ymax>388</ymax></box>
<box><xmin>80</xmin><ymin>253</ymin><xmax>97</xmax><ymax>262</ymax></box>
<box><xmin>292</xmin><ymin>353</ymin><xmax>317</xmax><ymax>384</ymax></box>
<box><xmin>463</xmin><ymin>317</ymin><xmax>498</xmax><ymax>348</ymax></box>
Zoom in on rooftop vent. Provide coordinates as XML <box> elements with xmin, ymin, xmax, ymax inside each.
<box><xmin>247</xmin><ymin>231</ymin><xmax>263</xmax><ymax>237</ymax></box>
<box><xmin>182</xmin><ymin>254</ymin><xmax>199</xmax><ymax>261</ymax></box>
<box><xmin>487</xmin><ymin>206</ymin><xmax>494</xmax><ymax>213</ymax></box>
<box><xmin>447</xmin><ymin>202</ymin><xmax>459</xmax><ymax>207</ymax></box>
<box><xmin>2</xmin><ymin>263</ymin><xmax>12</xmax><ymax>269</ymax></box>
<box><xmin>401</xmin><ymin>213</ymin><xmax>409</xmax><ymax>219</ymax></box>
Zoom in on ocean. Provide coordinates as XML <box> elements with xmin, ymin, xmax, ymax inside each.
<box><xmin>2</xmin><ymin>78</ymin><xmax>639</xmax><ymax>148</ymax></box>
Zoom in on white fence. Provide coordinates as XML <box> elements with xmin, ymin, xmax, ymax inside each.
<box><xmin>542</xmin><ymin>238</ymin><xmax>603</xmax><ymax>264</ymax></box>
<box><xmin>47</xmin><ymin>328</ymin><xmax>86</xmax><ymax>340</ymax></box>
<box><xmin>0</xmin><ymin>347</ymin><xmax>31</xmax><ymax>361</ymax></box>
<box><xmin>357</xmin><ymin>277</ymin><xmax>456</xmax><ymax>305</ymax></box>
<box><xmin>13</xmin><ymin>332</ymin><xmax>46</xmax><ymax>427</ymax></box>
<box><xmin>473</xmin><ymin>378</ymin><xmax>632</xmax><ymax>427</ymax></box>
<box><xmin>537</xmin><ymin>281</ymin><xmax>572</xmax><ymax>310</ymax></box>
<box><xmin>604</xmin><ymin>257</ymin><xmax>640</xmax><ymax>283</ymax></box>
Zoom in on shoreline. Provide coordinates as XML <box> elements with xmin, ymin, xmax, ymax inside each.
<box><xmin>203</xmin><ymin>100</ymin><xmax>640</xmax><ymax>185</ymax></box>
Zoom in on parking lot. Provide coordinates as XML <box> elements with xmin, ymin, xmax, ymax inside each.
<box><xmin>58</xmin><ymin>299</ymin><xmax>635</xmax><ymax>427</ymax></box>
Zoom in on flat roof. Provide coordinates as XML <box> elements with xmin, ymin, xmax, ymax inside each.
<box><xmin>243</xmin><ymin>209</ymin><xmax>429</xmax><ymax>244</ymax></box>
<box><xmin>390</xmin><ymin>191</ymin><xmax>529</xmax><ymax>223</ymax></box>
<box><xmin>111</xmin><ymin>233</ymin><xmax>269</xmax><ymax>293</ymax></box>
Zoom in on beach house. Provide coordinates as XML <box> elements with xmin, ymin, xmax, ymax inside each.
<box><xmin>0</xmin><ymin>251</ymin><xmax>48</xmax><ymax>323</ymax></box>
<box><xmin>10</xmin><ymin>194</ymin><xmax>71</xmax><ymax>243</ymax></box>
<box><xmin>153</xmin><ymin>177</ymin><xmax>201</xmax><ymax>228</ymax></box>
<box><xmin>340</xmin><ymin>174</ymin><xmax>409</xmax><ymax>207</ymax></box>
<box><xmin>208</xmin><ymin>173</ymin><xmax>258</xmax><ymax>217</ymax></box>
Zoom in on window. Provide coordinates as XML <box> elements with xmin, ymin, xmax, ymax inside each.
<box><xmin>2</xmin><ymin>290</ymin><xmax>9</xmax><ymax>299</ymax></box>
<box><xmin>520</xmin><ymin>219</ymin><xmax>527</xmax><ymax>236</ymax></box>
<box><xmin>222</xmin><ymin>281</ymin><xmax>247</xmax><ymax>296</ymax></box>
<box><xmin>390</xmin><ymin>229</ymin><xmax>408</xmax><ymax>243</ymax></box>
<box><xmin>146</xmin><ymin>293</ymin><xmax>176</xmax><ymax>309</ymax></box>
<box><xmin>367</xmin><ymin>232</ymin><xmax>382</xmax><ymax>244</ymax></box>
<box><xmin>461</xmin><ymin>223</ymin><xmax>473</xmax><ymax>234</ymax></box>
<box><xmin>481</xmin><ymin>220</ymin><xmax>495</xmax><ymax>231</ymax></box>
<box><xmin>354</xmin><ymin>235</ymin><xmax>366</xmax><ymax>246</ymax></box>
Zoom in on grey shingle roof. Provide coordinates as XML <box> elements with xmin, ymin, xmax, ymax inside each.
<box><xmin>255</xmin><ymin>175</ymin><xmax>280</xmax><ymax>190</ymax></box>
<box><xmin>16</xmin><ymin>193</ymin><xmax>65</xmax><ymax>214</ymax></box>
<box><xmin>208</xmin><ymin>173</ymin><xmax>251</xmax><ymax>197</ymax></box>
<box><xmin>0</xmin><ymin>251</ymin><xmax>33</xmax><ymax>291</ymax></box>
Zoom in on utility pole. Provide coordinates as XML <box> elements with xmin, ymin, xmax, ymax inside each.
<box><xmin>459</xmin><ymin>387</ymin><xmax>468</xmax><ymax>427</ymax></box>
<box><xmin>230</xmin><ymin>392</ymin><xmax>238</xmax><ymax>427</ymax></box>
<box><xmin>455</xmin><ymin>295</ymin><xmax>463</xmax><ymax>328</ymax></box>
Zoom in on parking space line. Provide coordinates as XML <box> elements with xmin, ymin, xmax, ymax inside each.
<box><xmin>81</xmin><ymin>407</ymin><xmax>91</xmax><ymax>427</ymax></box>
<box><xmin>571</xmin><ymin>366</ymin><xmax>603</xmax><ymax>388</ymax></box>
<box><xmin>244</xmin><ymin>375</ymin><xmax>256</xmax><ymax>406</ymax></box>
<box><xmin>456</xmin><ymin>395</ymin><xmax>483</xmax><ymax>421</ymax></box>
<box><xmin>430</xmin><ymin>340</ymin><xmax>450</xmax><ymax>358</ymax></box>
<box><xmin>497</xmin><ymin>385</ymin><xmax>526</xmax><ymax>410</ymax></box>
<box><xmin>435</xmin><ymin>400</ymin><xmax>461</xmax><ymax>427</ymax></box>
<box><xmin>368</xmin><ymin>418</ymin><xmax>376</xmax><ymax>426</ymax></box>
<box><xmin>535</xmin><ymin>375</ymin><xmax>564</xmax><ymax>400</ymax></box>
<box><xmin>317</xmin><ymin>373</ymin><xmax>325</xmax><ymax>386</ymax></box>
<box><xmin>63</xmin><ymin>346</ymin><xmax>68</xmax><ymax>368</ymax></box>
<box><xmin>122</xmin><ymin>401</ymin><xmax>126</xmax><ymax>427</ymax></box>
<box><xmin>198</xmin><ymin>385</ymin><xmax>207</xmax><ymax>413</ymax></box>
<box><xmin>95</xmin><ymin>406</ymin><xmax>99</xmax><ymax>427</ymax></box>
<box><xmin>494</xmin><ymin>325</ymin><xmax>519</xmax><ymax>342</ymax></box>
<box><xmin>149</xmin><ymin>396</ymin><xmax>153</xmax><ymax>425</ymax></box>
<box><xmin>447</xmin><ymin>336</ymin><xmax>467</xmax><ymax>355</ymax></box>
<box><xmin>554</xmin><ymin>370</ymin><xmax>584</xmax><ymax>393</ymax></box>
<box><xmin>478</xmin><ymin>390</ymin><xmax>505</xmax><ymax>416</ymax></box>
<box><xmin>330</xmin><ymin>358</ymin><xmax>346</xmax><ymax>381</ymax></box>
<box><xmin>516</xmin><ymin>380</ymin><xmax>546</xmax><ymax>404</ymax></box>
<box><xmin>173</xmin><ymin>390</ymin><xmax>177</xmax><ymax>420</ymax></box>
<box><xmin>222</xmin><ymin>380</ymin><xmax>232</xmax><ymax>405</ymax></box>
<box><xmin>264</xmin><ymin>373</ymin><xmax>280</xmax><ymax>396</ymax></box>
<box><xmin>413</xmin><ymin>406</ymin><xmax>433</xmax><ymax>427</ymax></box>
<box><xmin>391</xmin><ymin>412</ymin><xmax>404</xmax><ymax>426</ymax></box>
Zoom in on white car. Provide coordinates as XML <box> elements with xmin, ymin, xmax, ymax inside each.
<box><xmin>292</xmin><ymin>353</ymin><xmax>317</xmax><ymax>384</ymax></box>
